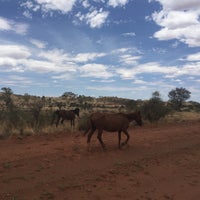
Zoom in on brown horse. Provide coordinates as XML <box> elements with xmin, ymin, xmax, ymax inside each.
<box><xmin>51</xmin><ymin>108</ymin><xmax>80</xmax><ymax>128</ymax></box>
<box><xmin>84</xmin><ymin>111</ymin><xmax>142</xmax><ymax>149</ymax></box>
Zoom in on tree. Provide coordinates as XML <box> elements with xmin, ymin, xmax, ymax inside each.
<box><xmin>168</xmin><ymin>87</ymin><xmax>191</xmax><ymax>111</ymax></box>
<box><xmin>1</xmin><ymin>87</ymin><xmax>14</xmax><ymax>110</ymax></box>
<box><xmin>152</xmin><ymin>91</ymin><xmax>161</xmax><ymax>100</ymax></box>
<box><xmin>61</xmin><ymin>92</ymin><xmax>77</xmax><ymax>99</ymax></box>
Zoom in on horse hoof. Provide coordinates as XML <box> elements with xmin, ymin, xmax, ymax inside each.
<box><xmin>87</xmin><ymin>144</ymin><xmax>92</xmax><ymax>152</ymax></box>
<box><xmin>121</xmin><ymin>142</ymin><xmax>128</xmax><ymax>146</ymax></box>
<box><xmin>121</xmin><ymin>142</ymin><xmax>125</xmax><ymax>147</ymax></box>
<box><xmin>102</xmin><ymin>145</ymin><xmax>107</xmax><ymax>151</ymax></box>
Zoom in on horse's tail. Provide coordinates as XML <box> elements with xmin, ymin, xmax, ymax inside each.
<box><xmin>51</xmin><ymin>110</ymin><xmax>59</xmax><ymax>125</ymax></box>
<box><xmin>83</xmin><ymin>116</ymin><xmax>95</xmax><ymax>136</ymax></box>
<box><xmin>83</xmin><ymin>118</ymin><xmax>91</xmax><ymax>136</ymax></box>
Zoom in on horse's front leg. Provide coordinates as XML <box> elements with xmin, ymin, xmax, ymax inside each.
<box><xmin>71</xmin><ymin>119</ymin><xmax>75</xmax><ymax>128</ymax></box>
<box><xmin>97</xmin><ymin>129</ymin><xmax>106</xmax><ymax>149</ymax></box>
<box><xmin>61</xmin><ymin>118</ymin><xmax>64</xmax><ymax>124</ymax></box>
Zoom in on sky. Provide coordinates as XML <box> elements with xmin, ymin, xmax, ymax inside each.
<box><xmin>0</xmin><ymin>0</ymin><xmax>200</xmax><ymax>101</ymax></box>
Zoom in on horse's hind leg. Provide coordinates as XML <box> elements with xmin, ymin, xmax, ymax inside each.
<box><xmin>56</xmin><ymin>116</ymin><xmax>61</xmax><ymax>127</ymax></box>
<box><xmin>87</xmin><ymin>128</ymin><xmax>96</xmax><ymax>151</ymax></box>
<box><xmin>118</xmin><ymin>131</ymin><xmax>122</xmax><ymax>149</ymax></box>
<box><xmin>97</xmin><ymin>129</ymin><xmax>106</xmax><ymax>149</ymax></box>
<box><xmin>121</xmin><ymin>130</ymin><xmax>130</xmax><ymax>147</ymax></box>
<box><xmin>72</xmin><ymin>119</ymin><xmax>75</xmax><ymax>127</ymax></box>
<box><xmin>51</xmin><ymin>116</ymin><xmax>55</xmax><ymax>125</ymax></box>
<box><xmin>87</xmin><ymin>128</ymin><xmax>96</xmax><ymax>143</ymax></box>
<box><xmin>61</xmin><ymin>118</ymin><xmax>64</xmax><ymax>124</ymax></box>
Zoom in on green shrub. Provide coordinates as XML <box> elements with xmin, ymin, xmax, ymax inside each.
<box><xmin>78</xmin><ymin>113</ymin><xmax>90</xmax><ymax>131</ymax></box>
<box><xmin>141</xmin><ymin>98</ymin><xmax>169</xmax><ymax>123</ymax></box>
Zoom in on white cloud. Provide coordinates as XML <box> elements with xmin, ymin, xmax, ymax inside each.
<box><xmin>84</xmin><ymin>8</ymin><xmax>109</xmax><ymax>28</ymax></box>
<box><xmin>82</xmin><ymin>0</ymin><xmax>90</xmax><ymax>8</ymax></box>
<box><xmin>74</xmin><ymin>9</ymin><xmax>109</xmax><ymax>28</ymax></box>
<box><xmin>80</xmin><ymin>63</ymin><xmax>114</xmax><ymax>78</ymax></box>
<box><xmin>34</xmin><ymin>0</ymin><xmax>77</xmax><ymax>14</ymax></box>
<box><xmin>0</xmin><ymin>44</ymin><xmax>109</xmax><ymax>76</ymax></box>
<box><xmin>0</xmin><ymin>75</ymin><xmax>32</xmax><ymax>86</ymax></box>
<box><xmin>23</xmin><ymin>10</ymin><xmax>32</xmax><ymax>19</ymax></box>
<box><xmin>152</xmin><ymin>0</ymin><xmax>200</xmax><ymax>10</ymax></box>
<box><xmin>111</xmin><ymin>47</ymin><xmax>143</xmax><ymax>66</ymax></box>
<box><xmin>0</xmin><ymin>17</ymin><xmax>12</xmax><ymax>30</ymax></box>
<box><xmin>0</xmin><ymin>45</ymin><xmax>31</xmax><ymax>59</ymax></box>
<box><xmin>29</xmin><ymin>38</ymin><xmax>47</xmax><ymax>49</ymax></box>
<box><xmin>150</xmin><ymin>0</ymin><xmax>200</xmax><ymax>47</ymax></box>
<box><xmin>73</xmin><ymin>52</ymin><xmax>106</xmax><ymax>63</ymax></box>
<box><xmin>0</xmin><ymin>17</ymin><xmax>28</xmax><ymax>35</ymax></box>
<box><xmin>171</xmin><ymin>41</ymin><xmax>179</xmax><ymax>48</ymax></box>
<box><xmin>21</xmin><ymin>0</ymin><xmax>131</xmax><ymax>28</ymax></box>
<box><xmin>112</xmin><ymin>48</ymin><xmax>130</xmax><ymax>54</ymax></box>
<box><xmin>185</xmin><ymin>52</ymin><xmax>200</xmax><ymax>61</ymax></box>
<box><xmin>0</xmin><ymin>45</ymin><xmax>78</xmax><ymax>73</ymax></box>
<box><xmin>38</xmin><ymin>49</ymin><xmax>71</xmax><ymax>63</ymax></box>
<box><xmin>152</xmin><ymin>10</ymin><xmax>199</xmax><ymax>29</ymax></box>
<box><xmin>117</xmin><ymin>61</ymin><xmax>200</xmax><ymax>80</ymax></box>
<box><xmin>86</xmin><ymin>85</ymin><xmax>133</xmax><ymax>92</ymax></box>
<box><xmin>112</xmin><ymin>47</ymin><xmax>142</xmax><ymax>55</ymax></box>
<box><xmin>52</xmin><ymin>73</ymin><xmax>76</xmax><ymax>80</ymax></box>
<box><xmin>108</xmin><ymin>0</ymin><xmax>129</xmax><ymax>8</ymax></box>
<box><xmin>122</xmin><ymin>32</ymin><xmax>136</xmax><ymax>37</ymax></box>
<box><xmin>119</xmin><ymin>54</ymin><xmax>141</xmax><ymax>65</ymax></box>
<box><xmin>21</xmin><ymin>0</ymin><xmax>40</xmax><ymax>13</ymax></box>
<box><xmin>117</xmin><ymin>62</ymin><xmax>180</xmax><ymax>79</ymax></box>
<box><xmin>152</xmin><ymin>47</ymin><xmax>167</xmax><ymax>54</ymax></box>
<box><xmin>180</xmin><ymin>62</ymin><xmax>200</xmax><ymax>76</ymax></box>
<box><xmin>22</xmin><ymin>59</ymin><xmax>77</xmax><ymax>73</ymax></box>
<box><xmin>39</xmin><ymin>49</ymin><xmax>106</xmax><ymax>63</ymax></box>
<box><xmin>132</xmin><ymin>79</ymin><xmax>147</xmax><ymax>84</ymax></box>
<box><xmin>91</xmin><ymin>79</ymin><xmax>115</xmax><ymax>83</ymax></box>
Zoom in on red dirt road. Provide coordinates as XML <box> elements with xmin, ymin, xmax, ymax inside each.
<box><xmin>0</xmin><ymin>121</ymin><xmax>200</xmax><ymax>200</ymax></box>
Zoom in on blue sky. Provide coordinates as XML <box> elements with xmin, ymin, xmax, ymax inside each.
<box><xmin>0</xmin><ymin>0</ymin><xmax>200</xmax><ymax>101</ymax></box>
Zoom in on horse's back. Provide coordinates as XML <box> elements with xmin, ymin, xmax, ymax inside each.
<box><xmin>90</xmin><ymin>112</ymin><xmax>129</xmax><ymax>131</ymax></box>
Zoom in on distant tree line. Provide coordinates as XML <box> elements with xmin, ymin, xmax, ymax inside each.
<box><xmin>0</xmin><ymin>86</ymin><xmax>199</xmax><ymax>138</ymax></box>
<box><xmin>121</xmin><ymin>87</ymin><xmax>193</xmax><ymax>122</ymax></box>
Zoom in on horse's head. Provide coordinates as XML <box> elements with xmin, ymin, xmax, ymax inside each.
<box><xmin>74</xmin><ymin>108</ymin><xmax>80</xmax><ymax>117</ymax></box>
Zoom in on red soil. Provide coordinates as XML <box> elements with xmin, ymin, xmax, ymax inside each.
<box><xmin>0</xmin><ymin>121</ymin><xmax>200</xmax><ymax>200</ymax></box>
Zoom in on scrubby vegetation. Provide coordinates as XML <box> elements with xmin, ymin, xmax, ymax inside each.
<box><xmin>0</xmin><ymin>87</ymin><xmax>200</xmax><ymax>138</ymax></box>
<box><xmin>141</xmin><ymin>91</ymin><xmax>170</xmax><ymax>123</ymax></box>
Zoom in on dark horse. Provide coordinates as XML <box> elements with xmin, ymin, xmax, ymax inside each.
<box><xmin>84</xmin><ymin>111</ymin><xmax>142</xmax><ymax>149</ymax></box>
<box><xmin>51</xmin><ymin>108</ymin><xmax>80</xmax><ymax>128</ymax></box>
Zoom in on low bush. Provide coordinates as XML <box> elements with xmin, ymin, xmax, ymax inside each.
<box><xmin>78</xmin><ymin>113</ymin><xmax>90</xmax><ymax>131</ymax></box>
<box><xmin>141</xmin><ymin>98</ymin><xmax>170</xmax><ymax>123</ymax></box>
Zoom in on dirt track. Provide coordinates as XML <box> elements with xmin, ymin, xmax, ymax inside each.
<box><xmin>0</xmin><ymin>121</ymin><xmax>200</xmax><ymax>200</ymax></box>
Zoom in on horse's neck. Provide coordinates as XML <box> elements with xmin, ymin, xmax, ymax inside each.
<box><xmin>124</xmin><ymin>113</ymin><xmax>137</xmax><ymax>121</ymax></box>
<box><xmin>73</xmin><ymin>109</ymin><xmax>79</xmax><ymax>116</ymax></box>
<box><xmin>55</xmin><ymin>110</ymin><xmax>60</xmax><ymax>115</ymax></box>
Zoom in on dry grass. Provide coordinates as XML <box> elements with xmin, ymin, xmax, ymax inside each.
<box><xmin>163</xmin><ymin>111</ymin><xmax>200</xmax><ymax>123</ymax></box>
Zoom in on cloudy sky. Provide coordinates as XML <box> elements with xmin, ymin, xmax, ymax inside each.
<box><xmin>0</xmin><ymin>0</ymin><xmax>200</xmax><ymax>101</ymax></box>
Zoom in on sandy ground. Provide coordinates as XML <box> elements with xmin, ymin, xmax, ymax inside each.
<box><xmin>0</xmin><ymin>120</ymin><xmax>200</xmax><ymax>200</ymax></box>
